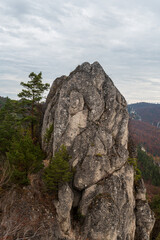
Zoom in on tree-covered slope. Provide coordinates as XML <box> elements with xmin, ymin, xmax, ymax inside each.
<box><xmin>0</xmin><ymin>96</ymin><xmax>7</xmax><ymax>108</ymax></box>
<box><xmin>129</xmin><ymin>119</ymin><xmax>160</xmax><ymax>158</ymax></box>
<box><xmin>128</xmin><ymin>102</ymin><xmax>160</xmax><ymax>126</ymax></box>
<box><xmin>137</xmin><ymin>147</ymin><xmax>160</xmax><ymax>186</ymax></box>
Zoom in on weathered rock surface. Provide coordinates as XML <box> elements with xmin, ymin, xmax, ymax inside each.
<box><xmin>42</xmin><ymin>62</ymin><xmax>128</xmax><ymax>190</ymax></box>
<box><xmin>135</xmin><ymin>179</ymin><xmax>155</xmax><ymax>240</ymax></box>
<box><xmin>54</xmin><ymin>183</ymin><xmax>74</xmax><ymax>236</ymax></box>
<box><xmin>0</xmin><ymin>62</ymin><xmax>154</xmax><ymax>240</ymax></box>
<box><xmin>41</xmin><ymin>62</ymin><xmax>155</xmax><ymax>239</ymax></box>
<box><xmin>81</xmin><ymin>164</ymin><xmax>136</xmax><ymax>240</ymax></box>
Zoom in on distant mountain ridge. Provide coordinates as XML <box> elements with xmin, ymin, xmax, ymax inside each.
<box><xmin>129</xmin><ymin>119</ymin><xmax>160</xmax><ymax>158</ymax></box>
<box><xmin>128</xmin><ymin>102</ymin><xmax>160</xmax><ymax>158</ymax></box>
<box><xmin>128</xmin><ymin>102</ymin><xmax>160</xmax><ymax>127</ymax></box>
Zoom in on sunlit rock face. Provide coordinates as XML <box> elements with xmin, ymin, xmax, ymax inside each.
<box><xmin>42</xmin><ymin>61</ymin><xmax>128</xmax><ymax>188</ymax></box>
<box><xmin>41</xmin><ymin>62</ymin><xmax>154</xmax><ymax>240</ymax></box>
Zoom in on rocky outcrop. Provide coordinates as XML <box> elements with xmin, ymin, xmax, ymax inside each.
<box><xmin>54</xmin><ymin>183</ymin><xmax>74</xmax><ymax>236</ymax></box>
<box><xmin>0</xmin><ymin>62</ymin><xmax>154</xmax><ymax>240</ymax></box>
<box><xmin>41</xmin><ymin>62</ymin><xmax>155</xmax><ymax>239</ymax></box>
<box><xmin>81</xmin><ymin>164</ymin><xmax>136</xmax><ymax>240</ymax></box>
<box><xmin>135</xmin><ymin>179</ymin><xmax>155</xmax><ymax>240</ymax></box>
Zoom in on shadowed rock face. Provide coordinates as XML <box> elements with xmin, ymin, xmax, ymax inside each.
<box><xmin>42</xmin><ymin>62</ymin><xmax>154</xmax><ymax>240</ymax></box>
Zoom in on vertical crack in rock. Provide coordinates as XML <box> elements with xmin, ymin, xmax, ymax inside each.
<box><xmin>42</xmin><ymin>61</ymin><xmax>155</xmax><ymax>240</ymax></box>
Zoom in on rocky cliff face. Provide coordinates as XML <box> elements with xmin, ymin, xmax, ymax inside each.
<box><xmin>41</xmin><ymin>62</ymin><xmax>155</xmax><ymax>240</ymax></box>
<box><xmin>0</xmin><ymin>62</ymin><xmax>154</xmax><ymax>240</ymax></box>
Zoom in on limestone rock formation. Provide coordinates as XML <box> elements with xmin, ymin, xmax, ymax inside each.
<box><xmin>41</xmin><ymin>62</ymin><xmax>155</xmax><ymax>239</ymax></box>
<box><xmin>0</xmin><ymin>62</ymin><xmax>154</xmax><ymax>240</ymax></box>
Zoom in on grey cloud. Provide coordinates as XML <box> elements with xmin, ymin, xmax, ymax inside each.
<box><xmin>1</xmin><ymin>0</ymin><xmax>160</xmax><ymax>102</ymax></box>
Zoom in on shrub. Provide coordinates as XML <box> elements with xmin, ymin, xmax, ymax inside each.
<box><xmin>128</xmin><ymin>157</ymin><xmax>142</xmax><ymax>183</ymax></box>
<box><xmin>7</xmin><ymin>132</ymin><xmax>44</xmax><ymax>185</ymax></box>
<box><xmin>44</xmin><ymin>124</ymin><xmax>53</xmax><ymax>143</ymax></box>
<box><xmin>43</xmin><ymin>145</ymin><xmax>73</xmax><ymax>192</ymax></box>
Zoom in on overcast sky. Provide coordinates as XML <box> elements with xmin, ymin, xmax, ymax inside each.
<box><xmin>1</xmin><ymin>0</ymin><xmax>160</xmax><ymax>103</ymax></box>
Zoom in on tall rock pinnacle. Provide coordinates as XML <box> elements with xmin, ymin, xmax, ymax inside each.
<box><xmin>42</xmin><ymin>62</ymin><xmax>155</xmax><ymax>240</ymax></box>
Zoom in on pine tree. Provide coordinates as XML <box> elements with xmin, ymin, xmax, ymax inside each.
<box><xmin>0</xmin><ymin>98</ymin><xmax>20</xmax><ymax>154</ymax></box>
<box><xmin>18</xmin><ymin>72</ymin><xmax>50</xmax><ymax>139</ymax></box>
<box><xmin>43</xmin><ymin>145</ymin><xmax>73</xmax><ymax>192</ymax></box>
<box><xmin>7</xmin><ymin>132</ymin><xmax>44</xmax><ymax>185</ymax></box>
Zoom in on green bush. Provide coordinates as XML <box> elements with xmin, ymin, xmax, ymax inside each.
<box><xmin>7</xmin><ymin>132</ymin><xmax>44</xmax><ymax>185</ymax></box>
<box><xmin>44</xmin><ymin>124</ymin><xmax>53</xmax><ymax>143</ymax></box>
<box><xmin>128</xmin><ymin>157</ymin><xmax>142</xmax><ymax>183</ymax></box>
<box><xmin>43</xmin><ymin>145</ymin><xmax>73</xmax><ymax>192</ymax></box>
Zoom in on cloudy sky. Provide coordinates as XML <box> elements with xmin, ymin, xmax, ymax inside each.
<box><xmin>1</xmin><ymin>0</ymin><xmax>160</xmax><ymax>103</ymax></box>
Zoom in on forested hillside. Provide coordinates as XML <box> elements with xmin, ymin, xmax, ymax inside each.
<box><xmin>0</xmin><ymin>72</ymin><xmax>50</xmax><ymax>187</ymax></box>
<box><xmin>137</xmin><ymin>147</ymin><xmax>160</xmax><ymax>186</ymax></box>
<box><xmin>128</xmin><ymin>102</ymin><xmax>160</xmax><ymax>126</ymax></box>
<box><xmin>129</xmin><ymin>119</ymin><xmax>160</xmax><ymax>158</ymax></box>
<box><xmin>130</xmin><ymin>124</ymin><xmax>160</xmax><ymax>239</ymax></box>
<box><xmin>0</xmin><ymin>96</ymin><xmax>7</xmax><ymax>108</ymax></box>
<box><xmin>128</xmin><ymin>104</ymin><xmax>160</xmax><ymax>239</ymax></box>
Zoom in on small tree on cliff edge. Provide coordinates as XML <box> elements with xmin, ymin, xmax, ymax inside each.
<box><xmin>18</xmin><ymin>72</ymin><xmax>50</xmax><ymax>139</ymax></box>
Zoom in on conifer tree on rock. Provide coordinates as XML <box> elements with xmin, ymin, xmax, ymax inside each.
<box><xmin>43</xmin><ymin>145</ymin><xmax>73</xmax><ymax>192</ymax></box>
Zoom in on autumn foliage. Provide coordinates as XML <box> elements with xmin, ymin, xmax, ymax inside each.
<box><xmin>129</xmin><ymin>119</ymin><xmax>160</xmax><ymax>158</ymax></box>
